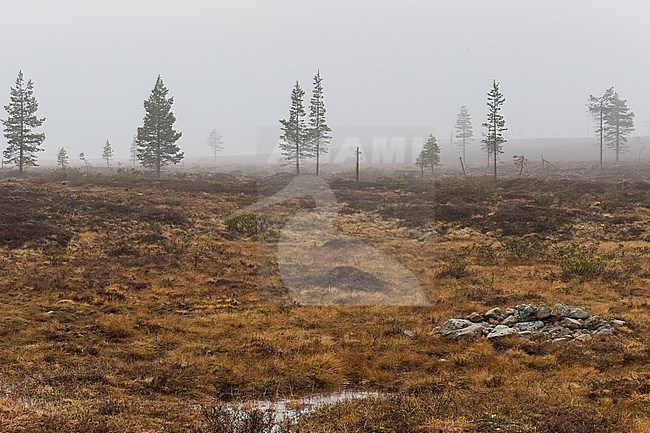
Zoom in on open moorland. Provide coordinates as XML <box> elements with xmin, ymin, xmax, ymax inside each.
<box><xmin>0</xmin><ymin>164</ymin><xmax>649</xmax><ymax>432</ymax></box>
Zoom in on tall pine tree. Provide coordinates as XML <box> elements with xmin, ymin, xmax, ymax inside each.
<box><xmin>307</xmin><ymin>71</ymin><xmax>331</xmax><ymax>176</ymax></box>
<box><xmin>481</xmin><ymin>80</ymin><xmax>507</xmax><ymax>179</ymax></box>
<box><xmin>415</xmin><ymin>134</ymin><xmax>441</xmax><ymax>176</ymax></box>
<box><xmin>603</xmin><ymin>90</ymin><xmax>634</xmax><ymax>162</ymax></box>
<box><xmin>2</xmin><ymin>71</ymin><xmax>46</xmax><ymax>175</ymax></box>
<box><xmin>279</xmin><ymin>81</ymin><xmax>308</xmax><ymax>174</ymax></box>
<box><xmin>102</xmin><ymin>139</ymin><xmax>114</xmax><ymax>167</ymax></box>
<box><xmin>57</xmin><ymin>147</ymin><xmax>69</xmax><ymax>170</ymax></box>
<box><xmin>424</xmin><ymin>134</ymin><xmax>441</xmax><ymax>174</ymax></box>
<box><xmin>455</xmin><ymin>106</ymin><xmax>473</xmax><ymax>163</ymax></box>
<box><xmin>207</xmin><ymin>129</ymin><xmax>223</xmax><ymax>163</ymax></box>
<box><xmin>415</xmin><ymin>149</ymin><xmax>428</xmax><ymax>178</ymax></box>
<box><xmin>136</xmin><ymin>76</ymin><xmax>183</xmax><ymax>177</ymax></box>
<box><xmin>587</xmin><ymin>87</ymin><xmax>615</xmax><ymax>168</ymax></box>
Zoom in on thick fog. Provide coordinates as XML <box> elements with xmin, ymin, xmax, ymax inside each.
<box><xmin>1</xmin><ymin>0</ymin><xmax>649</xmax><ymax>164</ymax></box>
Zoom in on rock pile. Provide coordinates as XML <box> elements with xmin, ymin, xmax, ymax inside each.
<box><xmin>434</xmin><ymin>303</ymin><xmax>626</xmax><ymax>343</ymax></box>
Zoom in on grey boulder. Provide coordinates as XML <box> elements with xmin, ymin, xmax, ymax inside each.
<box><xmin>552</xmin><ymin>303</ymin><xmax>589</xmax><ymax>320</ymax></box>
<box><xmin>445</xmin><ymin>324</ymin><xmax>485</xmax><ymax>340</ymax></box>
<box><xmin>513</xmin><ymin>321</ymin><xmax>545</xmax><ymax>332</ymax></box>
<box><xmin>487</xmin><ymin>325</ymin><xmax>518</xmax><ymax>340</ymax></box>
<box><xmin>560</xmin><ymin>318</ymin><xmax>582</xmax><ymax>329</ymax></box>
<box><xmin>583</xmin><ymin>315</ymin><xmax>605</xmax><ymax>330</ymax></box>
<box><xmin>436</xmin><ymin>319</ymin><xmax>474</xmax><ymax>334</ymax></box>
<box><xmin>465</xmin><ymin>312</ymin><xmax>484</xmax><ymax>323</ymax></box>
<box><xmin>484</xmin><ymin>307</ymin><xmax>504</xmax><ymax>320</ymax></box>
<box><xmin>536</xmin><ymin>304</ymin><xmax>552</xmax><ymax>319</ymax></box>
<box><xmin>514</xmin><ymin>304</ymin><xmax>537</xmax><ymax>322</ymax></box>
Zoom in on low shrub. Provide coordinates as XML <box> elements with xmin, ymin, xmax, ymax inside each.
<box><xmin>553</xmin><ymin>243</ymin><xmax>606</xmax><ymax>278</ymax></box>
<box><xmin>224</xmin><ymin>213</ymin><xmax>271</xmax><ymax>236</ymax></box>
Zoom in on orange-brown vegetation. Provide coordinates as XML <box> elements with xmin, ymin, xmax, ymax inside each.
<box><xmin>0</xmin><ymin>166</ymin><xmax>649</xmax><ymax>432</ymax></box>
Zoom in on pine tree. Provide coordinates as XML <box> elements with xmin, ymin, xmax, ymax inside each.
<box><xmin>455</xmin><ymin>106</ymin><xmax>473</xmax><ymax>163</ymax></box>
<box><xmin>102</xmin><ymin>139</ymin><xmax>114</xmax><ymax>167</ymax></box>
<box><xmin>415</xmin><ymin>134</ymin><xmax>441</xmax><ymax>177</ymax></box>
<box><xmin>307</xmin><ymin>71</ymin><xmax>331</xmax><ymax>176</ymax></box>
<box><xmin>57</xmin><ymin>147</ymin><xmax>69</xmax><ymax>170</ymax></box>
<box><xmin>2</xmin><ymin>71</ymin><xmax>46</xmax><ymax>175</ymax></box>
<box><xmin>415</xmin><ymin>148</ymin><xmax>429</xmax><ymax>178</ymax></box>
<box><xmin>481</xmin><ymin>80</ymin><xmax>507</xmax><ymax>179</ymax></box>
<box><xmin>279</xmin><ymin>81</ymin><xmax>308</xmax><ymax>174</ymax></box>
<box><xmin>207</xmin><ymin>129</ymin><xmax>223</xmax><ymax>163</ymax></box>
<box><xmin>587</xmin><ymin>87</ymin><xmax>615</xmax><ymax>168</ymax></box>
<box><xmin>130</xmin><ymin>135</ymin><xmax>138</xmax><ymax>166</ymax></box>
<box><xmin>603</xmin><ymin>90</ymin><xmax>635</xmax><ymax>162</ymax></box>
<box><xmin>136</xmin><ymin>76</ymin><xmax>183</xmax><ymax>177</ymax></box>
<box><xmin>424</xmin><ymin>134</ymin><xmax>441</xmax><ymax>174</ymax></box>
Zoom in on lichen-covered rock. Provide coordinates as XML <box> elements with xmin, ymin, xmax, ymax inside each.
<box><xmin>536</xmin><ymin>304</ymin><xmax>551</xmax><ymax>319</ymax></box>
<box><xmin>549</xmin><ymin>326</ymin><xmax>573</xmax><ymax>339</ymax></box>
<box><xmin>552</xmin><ymin>303</ymin><xmax>589</xmax><ymax>320</ymax></box>
<box><xmin>513</xmin><ymin>321</ymin><xmax>544</xmax><ymax>332</ymax></box>
<box><xmin>436</xmin><ymin>319</ymin><xmax>473</xmax><ymax>334</ymax></box>
<box><xmin>584</xmin><ymin>315</ymin><xmax>605</xmax><ymax>330</ymax></box>
<box><xmin>569</xmin><ymin>308</ymin><xmax>589</xmax><ymax>320</ymax></box>
<box><xmin>484</xmin><ymin>307</ymin><xmax>503</xmax><ymax>321</ymax></box>
<box><xmin>551</xmin><ymin>303</ymin><xmax>571</xmax><ymax>318</ymax></box>
<box><xmin>439</xmin><ymin>323</ymin><xmax>485</xmax><ymax>341</ymax></box>
<box><xmin>435</xmin><ymin>319</ymin><xmax>487</xmax><ymax>340</ymax></box>
<box><xmin>596</xmin><ymin>328</ymin><xmax>614</xmax><ymax>337</ymax></box>
<box><xmin>435</xmin><ymin>303</ymin><xmax>621</xmax><ymax>343</ymax></box>
<box><xmin>465</xmin><ymin>312</ymin><xmax>484</xmax><ymax>323</ymax></box>
<box><xmin>514</xmin><ymin>304</ymin><xmax>537</xmax><ymax>322</ymax></box>
<box><xmin>560</xmin><ymin>318</ymin><xmax>582</xmax><ymax>329</ymax></box>
<box><xmin>487</xmin><ymin>325</ymin><xmax>518</xmax><ymax>340</ymax></box>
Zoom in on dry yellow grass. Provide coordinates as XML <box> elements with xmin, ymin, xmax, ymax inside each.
<box><xmin>0</xmin><ymin>169</ymin><xmax>648</xmax><ymax>432</ymax></box>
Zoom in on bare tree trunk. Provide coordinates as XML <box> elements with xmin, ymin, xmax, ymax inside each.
<box><xmin>493</xmin><ymin>122</ymin><xmax>498</xmax><ymax>180</ymax></box>
<box><xmin>599</xmin><ymin>102</ymin><xmax>603</xmax><ymax>168</ymax></box>
<box><xmin>462</xmin><ymin>135</ymin><xmax>466</xmax><ymax>163</ymax></box>
<box><xmin>156</xmin><ymin>142</ymin><xmax>161</xmax><ymax>177</ymax></box>
<box><xmin>316</xmin><ymin>140</ymin><xmax>320</xmax><ymax>176</ymax></box>
<box><xmin>355</xmin><ymin>147</ymin><xmax>360</xmax><ymax>181</ymax></box>
<box><xmin>616</xmin><ymin>113</ymin><xmax>621</xmax><ymax>163</ymax></box>
<box><xmin>19</xmin><ymin>112</ymin><xmax>24</xmax><ymax>176</ymax></box>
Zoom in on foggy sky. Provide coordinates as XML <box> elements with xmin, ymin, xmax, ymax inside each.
<box><xmin>1</xmin><ymin>0</ymin><xmax>649</xmax><ymax>163</ymax></box>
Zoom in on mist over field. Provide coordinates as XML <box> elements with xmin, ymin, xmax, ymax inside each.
<box><xmin>3</xmin><ymin>2</ymin><xmax>650</xmax><ymax>432</ymax></box>
<box><xmin>1</xmin><ymin>0</ymin><xmax>649</xmax><ymax>165</ymax></box>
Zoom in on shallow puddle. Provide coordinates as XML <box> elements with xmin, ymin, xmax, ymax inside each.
<box><xmin>233</xmin><ymin>390</ymin><xmax>380</xmax><ymax>425</ymax></box>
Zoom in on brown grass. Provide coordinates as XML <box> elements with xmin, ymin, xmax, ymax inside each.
<box><xmin>0</xmin><ymin>167</ymin><xmax>649</xmax><ymax>431</ymax></box>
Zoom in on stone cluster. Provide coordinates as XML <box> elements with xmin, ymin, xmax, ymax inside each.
<box><xmin>434</xmin><ymin>303</ymin><xmax>626</xmax><ymax>343</ymax></box>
